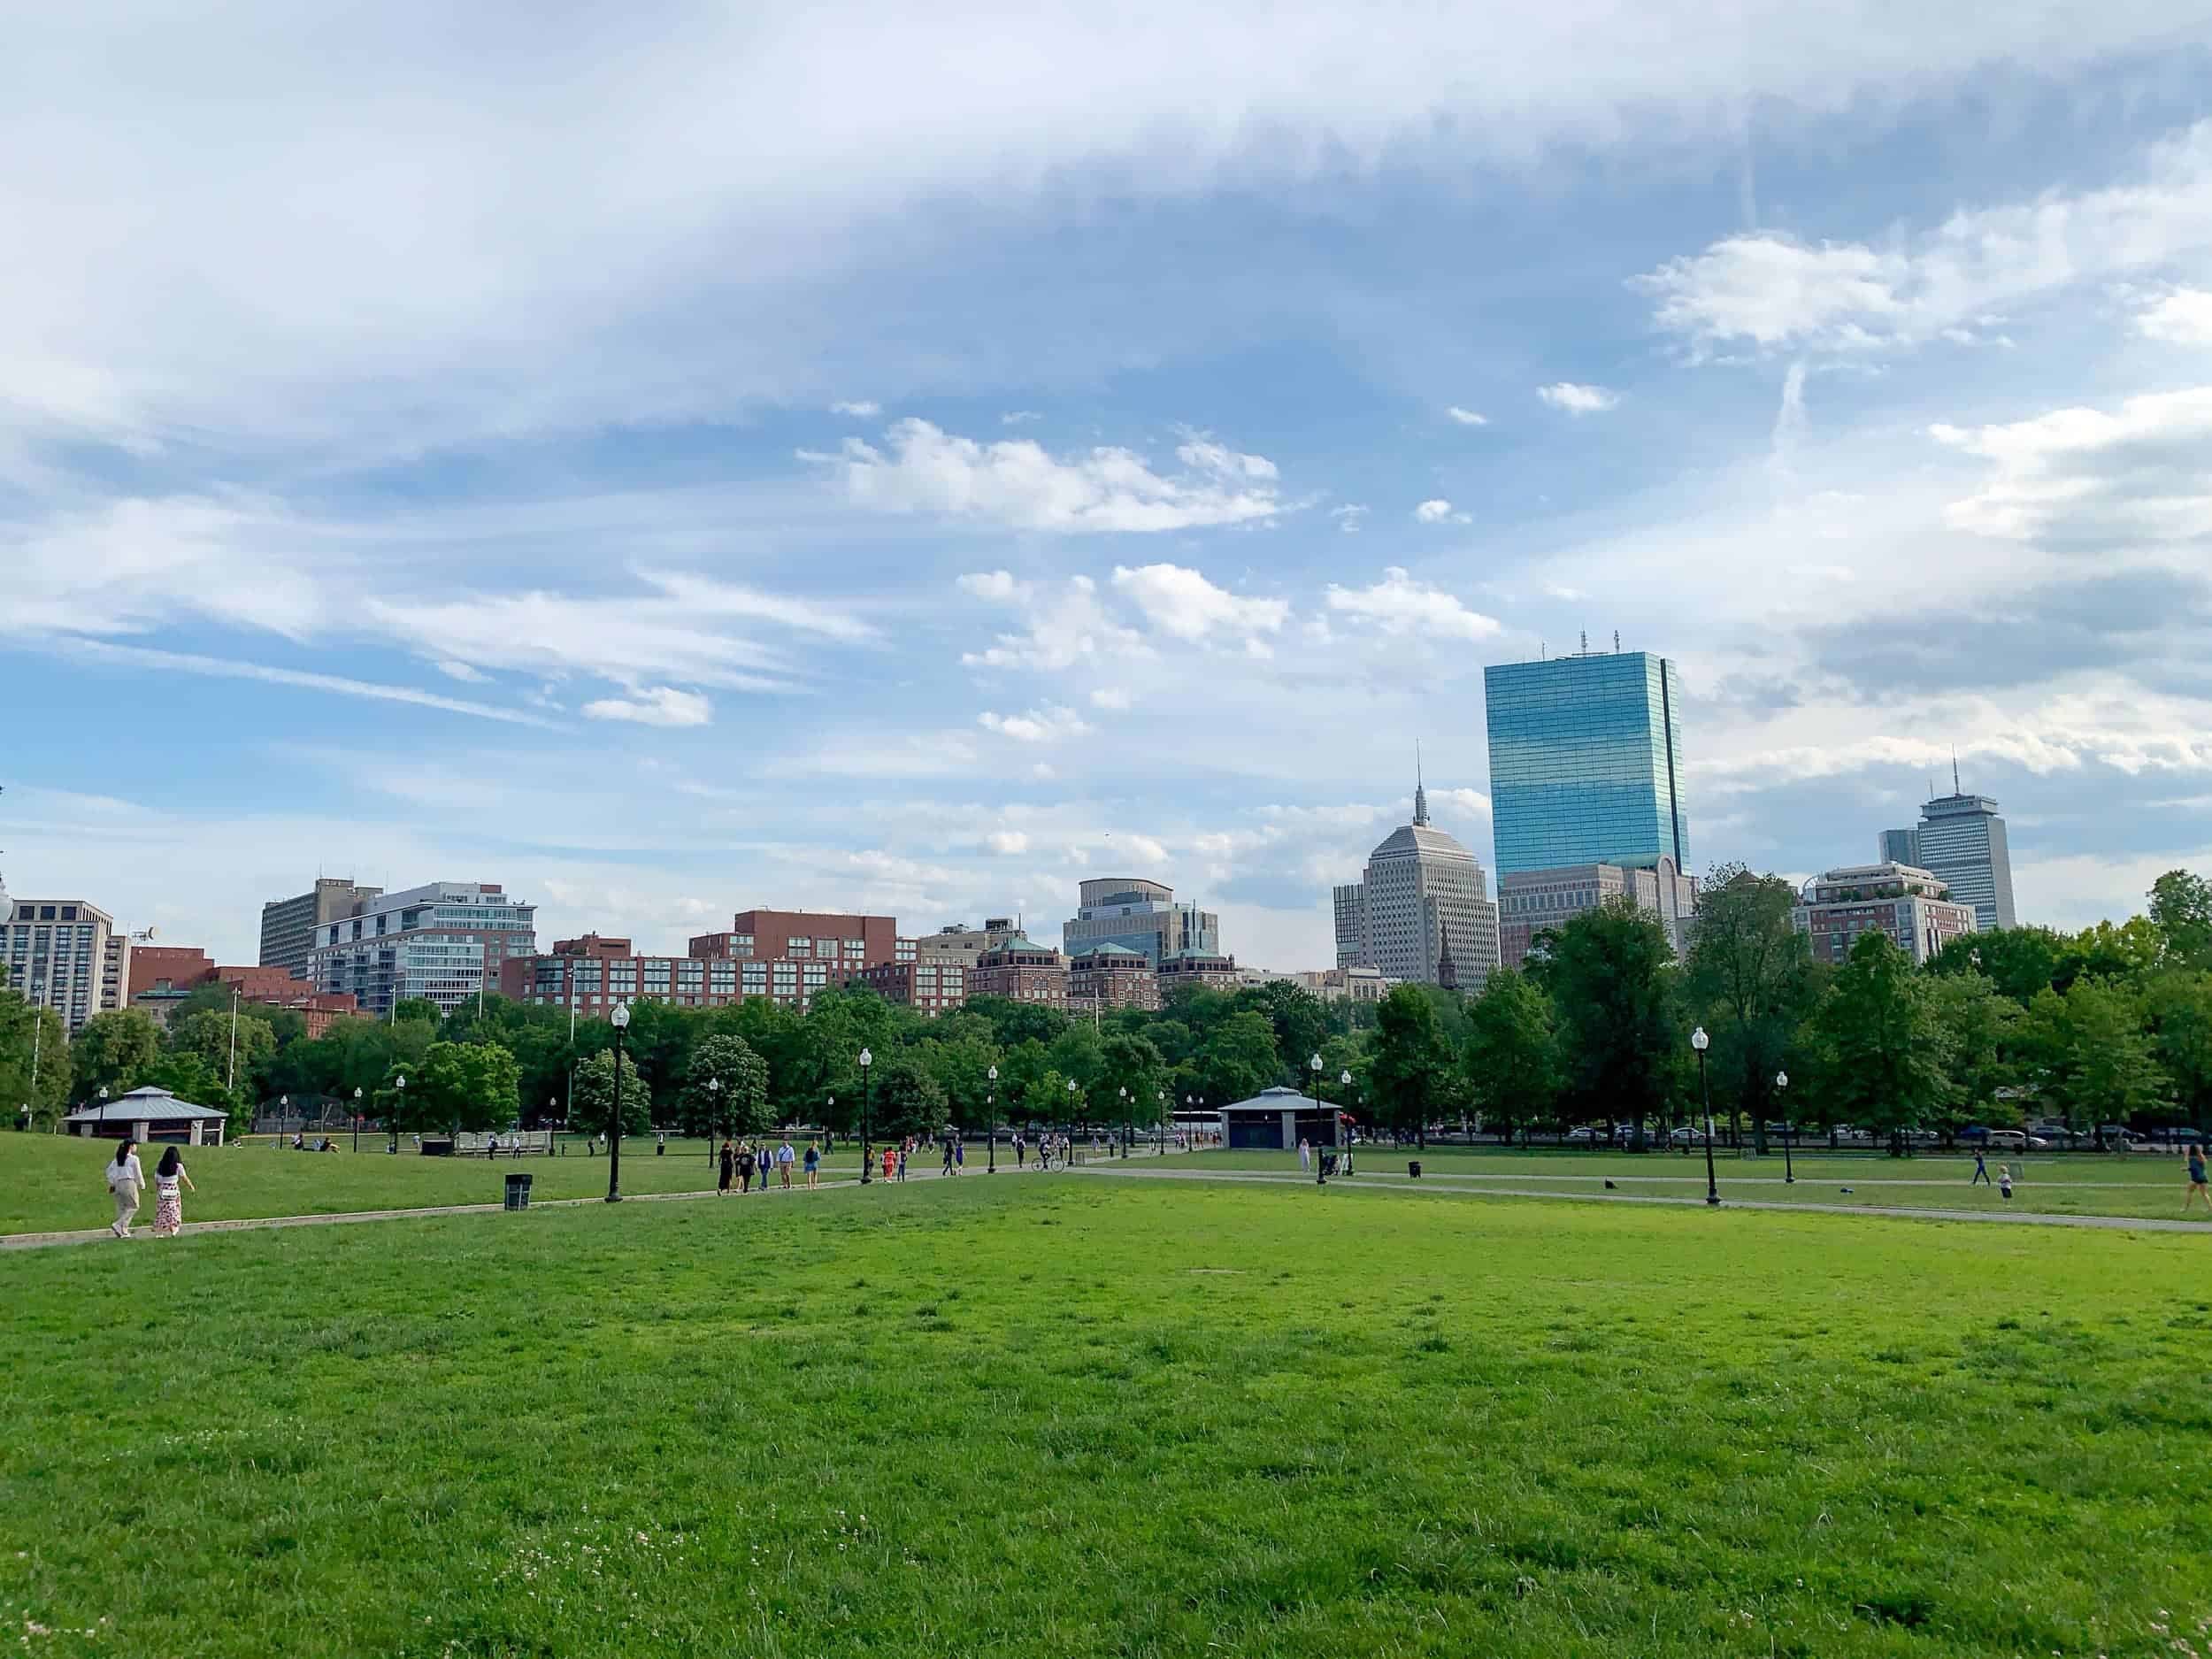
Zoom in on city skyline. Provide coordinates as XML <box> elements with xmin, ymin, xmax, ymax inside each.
<box><xmin>7</xmin><ymin>13</ymin><xmax>2210</xmax><ymax>968</ymax></box>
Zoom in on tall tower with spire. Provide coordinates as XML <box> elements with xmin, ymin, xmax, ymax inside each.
<box><xmin>1332</xmin><ymin>753</ymin><xmax>1499</xmax><ymax>993</ymax></box>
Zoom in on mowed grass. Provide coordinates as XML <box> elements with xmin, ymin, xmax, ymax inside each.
<box><xmin>3</xmin><ymin>1177</ymin><xmax>2208</xmax><ymax>1657</ymax></box>
<box><xmin>0</xmin><ymin>1134</ymin><xmax>884</xmax><ymax>1236</ymax></box>
<box><xmin>1189</xmin><ymin>1145</ymin><xmax>2212</xmax><ymax>1222</ymax></box>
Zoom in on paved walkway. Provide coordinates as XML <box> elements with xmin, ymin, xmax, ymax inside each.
<box><xmin>0</xmin><ymin>1156</ymin><xmax>1091</xmax><ymax>1253</ymax></box>
<box><xmin>1062</xmin><ymin>1163</ymin><xmax>2212</xmax><ymax>1233</ymax></box>
<box><xmin>7</xmin><ymin>1149</ymin><xmax>2204</xmax><ymax>1251</ymax></box>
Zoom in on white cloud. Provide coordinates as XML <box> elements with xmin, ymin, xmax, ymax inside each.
<box><xmin>1537</xmin><ymin>382</ymin><xmax>1619</xmax><ymax>414</ymax></box>
<box><xmin>434</xmin><ymin>659</ymin><xmax>488</xmax><ymax>683</ymax></box>
<box><xmin>1001</xmin><ymin>411</ymin><xmax>1042</xmax><ymax>425</ymax></box>
<box><xmin>581</xmin><ymin>686</ymin><xmax>714</xmax><ymax>727</ymax></box>
<box><xmin>1932</xmin><ymin>387</ymin><xmax>2212</xmax><ymax>546</ymax></box>
<box><xmin>1174</xmin><ymin>435</ymin><xmax>1279</xmax><ymax>480</ymax></box>
<box><xmin>958</xmin><ymin>572</ymin><xmax>1146</xmax><ymax>671</ymax></box>
<box><xmin>829</xmin><ymin>399</ymin><xmax>881</xmax><ymax>417</ymax></box>
<box><xmin>2137</xmin><ymin>288</ymin><xmax>2212</xmax><ymax>345</ymax></box>
<box><xmin>1325</xmin><ymin>567</ymin><xmax>1502</xmax><ymax>641</ymax></box>
<box><xmin>1413</xmin><ymin>499</ymin><xmax>1471</xmax><ymax>524</ymax></box>
<box><xmin>1445</xmin><ymin>406</ymin><xmax>1488</xmax><ymax>426</ymax></box>
<box><xmin>978</xmin><ymin>705</ymin><xmax>1092</xmax><ymax>743</ymax></box>
<box><xmin>1330</xmin><ymin>503</ymin><xmax>1368</xmax><ymax>534</ymax></box>
<box><xmin>1638</xmin><ymin>120</ymin><xmax>2212</xmax><ymax>355</ymax></box>
<box><xmin>1110</xmin><ymin>564</ymin><xmax>1289</xmax><ymax>648</ymax></box>
<box><xmin>813</xmin><ymin>419</ymin><xmax>1283</xmax><ymax>533</ymax></box>
<box><xmin>1089</xmin><ymin>686</ymin><xmax>1133</xmax><ymax>710</ymax></box>
<box><xmin>39</xmin><ymin>638</ymin><xmax>560</xmax><ymax>728</ymax></box>
<box><xmin>985</xmin><ymin>830</ymin><xmax>1030</xmax><ymax>855</ymax></box>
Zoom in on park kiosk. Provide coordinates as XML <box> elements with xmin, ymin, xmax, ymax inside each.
<box><xmin>1219</xmin><ymin>1086</ymin><xmax>1341</xmax><ymax>1150</ymax></box>
<box><xmin>62</xmin><ymin>1086</ymin><xmax>227</xmax><ymax>1146</ymax></box>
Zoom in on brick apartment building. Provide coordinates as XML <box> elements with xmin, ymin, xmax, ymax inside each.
<box><xmin>853</xmin><ymin>958</ymin><xmax>966</xmax><ymax>1017</ymax></box>
<box><xmin>1155</xmin><ymin>950</ymin><xmax>1240</xmax><ymax>997</ymax></box>
<box><xmin>968</xmin><ymin>933</ymin><xmax>1069</xmax><ymax>1006</ymax></box>
<box><xmin>1068</xmin><ymin>944</ymin><xmax>1160</xmax><ymax>1012</ymax></box>
<box><xmin>128</xmin><ymin>946</ymin><xmax>357</xmax><ymax>1034</ymax></box>
<box><xmin>1791</xmin><ymin>862</ymin><xmax>1978</xmax><ymax>967</ymax></box>
<box><xmin>505</xmin><ymin>911</ymin><xmax>904</xmax><ymax>1015</ymax></box>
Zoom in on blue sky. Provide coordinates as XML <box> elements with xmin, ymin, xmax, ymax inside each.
<box><xmin>5</xmin><ymin>4</ymin><xmax>2211</xmax><ymax>968</ymax></box>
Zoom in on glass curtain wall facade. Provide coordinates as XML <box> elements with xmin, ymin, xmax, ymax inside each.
<box><xmin>1483</xmin><ymin>651</ymin><xmax>1687</xmax><ymax>876</ymax></box>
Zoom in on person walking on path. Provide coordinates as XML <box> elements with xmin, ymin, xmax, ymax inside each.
<box><xmin>778</xmin><ymin>1140</ymin><xmax>795</xmax><ymax>1188</ymax></box>
<box><xmin>718</xmin><ymin>1141</ymin><xmax>734</xmax><ymax>1195</ymax></box>
<box><xmin>803</xmin><ymin>1141</ymin><xmax>820</xmax><ymax>1188</ymax></box>
<box><xmin>1971</xmin><ymin>1148</ymin><xmax>1992</xmax><ymax>1187</ymax></box>
<box><xmin>656</xmin><ymin>1132</ymin><xmax>666</xmax><ymax>1156</ymax></box>
<box><xmin>150</xmin><ymin>1147</ymin><xmax>196</xmax><ymax>1237</ymax></box>
<box><xmin>1997</xmin><ymin>1163</ymin><xmax>2013</xmax><ymax>1201</ymax></box>
<box><xmin>105</xmin><ymin>1141</ymin><xmax>145</xmax><ymax>1239</ymax></box>
<box><xmin>2187</xmin><ymin>1145</ymin><xmax>2211</xmax><ymax>1212</ymax></box>
<box><xmin>880</xmin><ymin>1144</ymin><xmax>896</xmax><ymax>1182</ymax></box>
<box><xmin>955</xmin><ymin>1138</ymin><xmax>965</xmax><ymax>1173</ymax></box>
<box><xmin>738</xmin><ymin>1144</ymin><xmax>757</xmax><ymax>1194</ymax></box>
<box><xmin>942</xmin><ymin>1138</ymin><xmax>956</xmax><ymax>1177</ymax></box>
<box><xmin>1298</xmin><ymin>1137</ymin><xmax>1310</xmax><ymax>1173</ymax></box>
<box><xmin>896</xmin><ymin>1144</ymin><xmax>910</xmax><ymax>1182</ymax></box>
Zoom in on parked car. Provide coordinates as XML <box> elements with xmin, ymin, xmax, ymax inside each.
<box><xmin>1983</xmin><ymin>1130</ymin><xmax>2052</xmax><ymax>1151</ymax></box>
<box><xmin>1668</xmin><ymin>1125</ymin><xmax>1708</xmax><ymax>1146</ymax></box>
<box><xmin>1564</xmin><ymin>1125</ymin><xmax>1603</xmax><ymax>1146</ymax></box>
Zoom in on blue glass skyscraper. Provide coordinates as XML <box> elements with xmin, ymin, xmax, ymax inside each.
<box><xmin>1482</xmin><ymin>650</ymin><xmax>1687</xmax><ymax>876</ymax></box>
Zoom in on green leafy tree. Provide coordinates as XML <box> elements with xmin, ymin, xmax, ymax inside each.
<box><xmin>960</xmin><ymin>995</ymin><xmax>1067</xmax><ymax>1050</ymax></box>
<box><xmin>1368</xmin><ymin>983</ymin><xmax>1453</xmax><ymax>1147</ymax></box>
<box><xmin>140</xmin><ymin>1053</ymin><xmax>230</xmax><ymax>1110</ymax></box>
<box><xmin>919</xmin><ymin>1031</ymin><xmax>1003</xmax><ymax>1131</ymax></box>
<box><xmin>1233</xmin><ymin>982</ymin><xmax>1328</xmax><ymax>1086</ymax></box>
<box><xmin>69</xmin><ymin>1009</ymin><xmax>164</xmax><ymax>1102</ymax></box>
<box><xmin>1546</xmin><ymin>900</ymin><xmax>1679</xmax><ymax>1147</ymax></box>
<box><xmin>2064</xmin><ymin>917</ymin><xmax>2166</xmax><ymax>988</ymax></box>
<box><xmin>410</xmin><ymin>1040</ymin><xmax>524</xmax><ymax>1133</ymax></box>
<box><xmin>573</xmin><ymin>1048</ymin><xmax>652</xmax><ymax>1137</ymax></box>
<box><xmin>1047</xmin><ymin>1021</ymin><xmax>1105</xmax><ymax>1095</ymax></box>
<box><xmin>0</xmin><ymin>991</ymin><xmax>71</xmax><ymax>1127</ymax></box>
<box><xmin>1025</xmin><ymin>1066</ymin><xmax>1071</xmax><ymax>1124</ymax></box>
<box><xmin>1098</xmin><ymin>1029</ymin><xmax>1168</xmax><ymax>1130</ymax></box>
<box><xmin>1192</xmin><ymin>1010</ymin><xmax>1278</xmax><ymax>1106</ymax></box>
<box><xmin>869</xmin><ymin>1050</ymin><xmax>948</xmax><ymax>1141</ymax></box>
<box><xmin>392</xmin><ymin>996</ymin><xmax>444</xmax><ymax>1027</ymax></box>
<box><xmin>1463</xmin><ymin>967</ymin><xmax>1558</xmax><ymax>1146</ymax></box>
<box><xmin>2022</xmin><ymin>979</ymin><xmax>2169</xmax><ymax>1132</ymax></box>
<box><xmin>1928</xmin><ymin>926</ymin><xmax>2069</xmax><ymax>1005</ymax></box>
<box><xmin>1927</xmin><ymin>972</ymin><xmax>2023</xmax><ymax>1135</ymax></box>
<box><xmin>684</xmin><ymin>1033</ymin><xmax>771</xmax><ymax>1138</ymax></box>
<box><xmin>2144</xmin><ymin>972</ymin><xmax>2212</xmax><ymax>1131</ymax></box>
<box><xmin>1683</xmin><ymin>865</ymin><xmax>1820</xmax><ymax>1153</ymax></box>
<box><xmin>1806</xmin><ymin>932</ymin><xmax>1954</xmax><ymax>1151</ymax></box>
<box><xmin>2149</xmin><ymin>870</ymin><xmax>2212</xmax><ymax>971</ymax></box>
<box><xmin>166</xmin><ymin>1008</ymin><xmax>279</xmax><ymax>1103</ymax></box>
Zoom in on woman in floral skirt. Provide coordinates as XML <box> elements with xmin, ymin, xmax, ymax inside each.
<box><xmin>150</xmin><ymin>1145</ymin><xmax>196</xmax><ymax>1237</ymax></box>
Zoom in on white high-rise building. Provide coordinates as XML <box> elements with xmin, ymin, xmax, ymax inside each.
<box><xmin>1333</xmin><ymin>773</ymin><xmax>1500</xmax><ymax>994</ymax></box>
<box><xmin>0</xmin><ymin>893</ymin><xmax>129</xmax><ymax>1033</ymax></box>
<box><xmin>309</xmin><ymin>881</ymin><xmax>535</xmax><ymax>1018</ymax></box>
<box><xmin>1912</xmin><ymin>774</ymin><xmax>2016</xmax><ymax>933</ymax></box>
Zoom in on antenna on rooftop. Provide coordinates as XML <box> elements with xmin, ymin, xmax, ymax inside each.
<box><xmin>1579</xmin><ymin>629</ymin><xmax>1588</xmax><ymax>654</ymax></box>
<box><xmin>1952</xmin><ymin>750</ymin><xmax>1961</xmax><ymax>795</ymax></box>
<box><xmin>1613</xmin><ymin>629</ymin><xmax>1621</xmax><ymax>652</ymax></box>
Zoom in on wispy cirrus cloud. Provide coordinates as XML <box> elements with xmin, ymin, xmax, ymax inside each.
<box><xmin>582</xmin><ymin>686</ymin><xmax>714</xmax><ymax>727</ymax></box>
<box><xmin>1325</xmin><ymin>567</ymin><xmax>1501</xmax><ymax>641</ymax></box>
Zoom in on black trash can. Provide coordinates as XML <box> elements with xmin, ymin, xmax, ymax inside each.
<box><xmin>1408</xmin><ymin>1160</ymin><xmax>1422</xmax><ymax>1179</ymax></box>
<box><xmin>504</xmin><ymin>1171</ymin><xmax>533</xmax><ymax>1211</ymax></box>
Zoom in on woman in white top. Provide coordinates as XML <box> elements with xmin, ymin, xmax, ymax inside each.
<box><xmin>151</xmin><ymin>1145</ymin><xmax>196</xmax><ymax>1237</ymax></box>
<box><xmin>106</xmin><ymin>1140</ymin><xmax>145</xmax><ymax>1238</ymax></box>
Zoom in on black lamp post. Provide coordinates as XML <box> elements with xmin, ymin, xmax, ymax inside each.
<box><xmin>1777</xmin><ymin>1070</ymin><xmax>1794</xmax><ymax>1184</ymax></box>
<box><xmin>1310</xmin><ymin>1053</ymin><xmax>1325</xmax><ymax>1186</ymax></box>
<box><xmin>987</xmin><ymin>1064</ymin><xmax>998</xmax><ymax>1172</ymax></box>
<box><xmin>1066</xmin><ymin>1078</ymin><xmax>1079</xmax><ymax>1162</ymax></box>
<box><xmin>705</xmin><ymin>1074</ymin><xmax>721</xmax><ymax>1166</ymax></box>
<box><xmin>278</xmin><ymin>1093</ymin><xmax>288</xmax><ymax>1145</ymax></box>
<box><xmin>1692</xmin><ymin>1025</ymin><xmax>1718</xmax><ymax>1206</ymax></box>
<box><xmin>1118</xmin><ymin>1086</ymin><xmax>1130</xmax><ymax>1158</ymax></box>
<box><xmin>606</xmin><ymin>1002</ymin><xmax>630</xmax><ymax>1202</ymax></box>
<box><xmin>858</xmin><ymin>1048</ymin><xmax>873</xmax><ymax>1184</ymax></box>
<box><xmin>1185</xmin><ymin>1094</ymin><xmax>1194</xmax><ymax>1150</ymax></box>
<box><xmin>352</xmin><ymin>1087</ymin><xmax>362</xmax><ymax>1154</ymax></box>
<box><xmin>1156</xmin><ymin>1089</ymin><xmax>1166</xmax><ymax>1155</ymax></box>
<box><xmin>1340</xmin><ymin>1069</ymin><xmax>1355</xmax><ymax>1172</ymax></box>
<box><xmin>96</xmin><ymin>1085</ymin><xmax>109</xmax><ymax>1139</ymax></box>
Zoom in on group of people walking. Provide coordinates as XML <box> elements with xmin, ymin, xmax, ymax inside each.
<box><xmin>718</xmin><ymin>1138</ymin><xmax>812</xmax><ymax>1194</ymax></box>
<box><xmin>103</xmin><ymin>1140</ymin><xmax>195</xmax><ymax>1239</ymax></box>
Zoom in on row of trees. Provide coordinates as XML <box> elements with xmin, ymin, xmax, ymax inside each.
<box><xmin>8</xmin><ymin>868</ymin><xmax>2206</xmax><ymax>1147</ymax></box>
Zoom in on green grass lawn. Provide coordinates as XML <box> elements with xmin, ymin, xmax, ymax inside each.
<box><xmin>1187</xmin><ymin>1145</ymin><xmax>2211</xmax><ymax>1222</ymax></box>
<box><xmin>2</xmin><ymin>1175</ymin><xmax>2206</xmax><ymax>1656</ymax></box>
<box><xmin>0</xmin><ymin>1133</ymin><xmax>883</xmax><ymax>1236</ymax></box>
